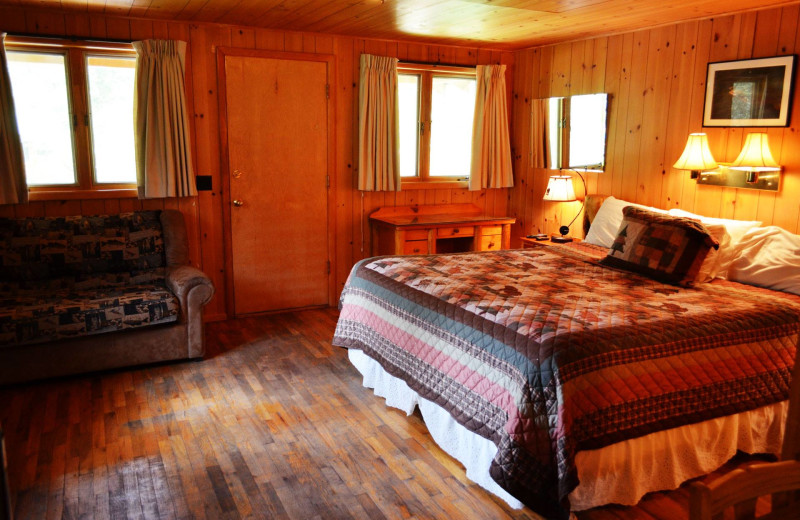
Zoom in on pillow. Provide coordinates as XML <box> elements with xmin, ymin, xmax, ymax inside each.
<box><xmin>667</xmin><ymin>209</ymin><xmax>761</xmax><ymax>244</ymax></box>
<box><xmin>584</xmin><ymin>196</ymin><xmax>668</xmax><ymax>248</ymax></box>
<box><xmin>667</xmin><ymin>209</ymin><xmax>761</xmax><ymax>279</ymax></box>
<box><xmin>696</xmin><ymin>224</ymin><xmax>730</xmax><ymax>283</ymax></box>
<box><xmin>599</xmin><ymin>207</ymin><xmax>719</xmax><ymax>287</ymax></box>
<box><xmin>727</xmin><ymin>226</ymin><xmax>800</xmax><ymax>296</ymax></box>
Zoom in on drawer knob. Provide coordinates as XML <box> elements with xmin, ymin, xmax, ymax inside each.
<box><xmin>453</xmin><ymin>228</ymin><xmax>459</xmax><ymax>233</ymax></box>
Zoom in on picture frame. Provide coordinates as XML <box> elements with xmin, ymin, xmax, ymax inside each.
<box><xmin>703</xmin><ymin>55</ymin><xmax>797</xmax><ymax>127</ymax></box>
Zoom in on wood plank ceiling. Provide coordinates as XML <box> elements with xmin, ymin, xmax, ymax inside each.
<box><xmin>1</xmin><ymin>0</ymin><xmax>796</xmax><ymax>49</ymax></box>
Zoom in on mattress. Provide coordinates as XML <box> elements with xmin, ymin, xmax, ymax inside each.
<box><xmin>332</xmin><ymin>244</ymin><xmax>800</xmax><ymax>518</ymax></box>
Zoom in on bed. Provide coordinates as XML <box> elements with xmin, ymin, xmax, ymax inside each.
<box><xmin>332</xmin><ymin>202</ymin><xmax>800</xmax><ymax>519</ymax></box>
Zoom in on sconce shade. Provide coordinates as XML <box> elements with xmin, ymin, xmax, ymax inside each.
<box><xmin>730</xmin><ymin>133</ymin><xmax>780</xmax><ymax>172</ymax></box>
<box><xmin>543</xmin><ymin>176</ymin><xmax>576</xmax><ymax>202</ymax></box>
<box><xmin>673</xmin><ymin>133</ymin><xmax>718</xmax><ymax>173</ymax></box>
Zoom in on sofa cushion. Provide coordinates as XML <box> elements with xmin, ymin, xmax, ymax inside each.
<box><xmin>0</xmin><ymin>283</ymin><xmax>179</xmax><ymax>347</ymax></box>
<box><xmin>0</xmin><ymin>211</ymin><xmax>165</xmax><ymax>282</ymax></box>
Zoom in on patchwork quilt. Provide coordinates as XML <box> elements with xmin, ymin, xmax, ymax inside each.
<box><xmin>332</xmin><ymin>244</ymin><xmax>800</xmax><ymax>519</ymax></box>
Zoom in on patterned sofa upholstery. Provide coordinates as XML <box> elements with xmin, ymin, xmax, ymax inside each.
<box><xmin>0</xmin><ymin>210</ymin><xmax>214</xmax><ymax>384</ymax></box>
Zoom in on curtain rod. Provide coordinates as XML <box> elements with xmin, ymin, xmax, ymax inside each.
<box><xmin>398</xmin><ymin>59</ymin><xmax>479</xmax><ymax>69</ymax></box>
<box><xmin>5</xmin><ymin>32</ymin><xmax>133</xmax><ymax>44</ymax></box>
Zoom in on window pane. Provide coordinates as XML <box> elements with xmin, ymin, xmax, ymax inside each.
<box><xmin>429</xmin><ymin>76</ymin><xmax>476</xmax><ymax>177</ymax></box>
<box><xmin>87</xmin><ymin>55</ymin><xmax>136</xmax><ymax>184</ymax></box>
<box><xmin>548</xmin><ymin>97</ymin><xmax>563</xmax><ymax>169</ymax></box>
<box><xmin>398</xmin><ymin>74</ymin><xmax>420</xmax><ymax>178</ymax></box>
<box><xmin>569</xmin><ymin>93</ymin><xmax>608</xmax><ymax>169</ymax></box>
<box><xmin>7</xmin><ymin>51</ymin><xmax>77</xmax><ymax>186</ymax></box>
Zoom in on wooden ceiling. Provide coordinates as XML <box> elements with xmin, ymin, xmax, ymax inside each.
<box><xmin>2</xmin><ymin>0</ymin><xmax>798</xmax><ymax>49</ymax></box>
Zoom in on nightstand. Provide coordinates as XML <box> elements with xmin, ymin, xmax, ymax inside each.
<box><xmin>520</xmin><ymin>236</ymin><xmax>582</xmax><ymax>248</ymax></box>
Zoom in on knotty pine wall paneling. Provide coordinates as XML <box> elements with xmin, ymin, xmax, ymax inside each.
<box><xmin>510</xmin><ymin>4</ymin><xmax>800</xmax><ymax>244</ymax></box>
<box><xmin>0</xmin><ymin>6</ymin><xmax>513</xmax><ymax>320</ymax></box>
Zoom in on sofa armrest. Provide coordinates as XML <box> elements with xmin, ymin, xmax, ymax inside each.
<box><xmin>166</xmin><ymin>265</ymin><xmax>215</xmax><ymax>358</ymax></box>
<box><xmin>166</xmin><ymin>265</ymin><xmax>214</xmax><ymax>303</ymax></box>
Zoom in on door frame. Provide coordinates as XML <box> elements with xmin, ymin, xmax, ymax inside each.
<box><xmin>217</xmin><ymin>47</ymin><xmax>337</xmax><ymax>317</ymax></box>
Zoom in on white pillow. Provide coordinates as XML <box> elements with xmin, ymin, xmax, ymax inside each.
<box><xmin>584</xmin><ymin>196</ymin><xmax>667</xmax><ymax>248</ymax></box>
<box><xmin>695</xmin><ymin>224</ymin><xmax>730</xmax><ymax>283</ymax></box>
<box><xmin>727</xmin><ymin>226</ymin><xmax>800</xmax><ymax>296</ymax></box>
<box><xmin>667</xmin><ymin>209</ymin><xmax>761</xmax><ymax>245</ymax></box>
<box><xmin>667</xmin><ymin>209</ymin><xmax>762</xmax><ymax>279</ymax></box>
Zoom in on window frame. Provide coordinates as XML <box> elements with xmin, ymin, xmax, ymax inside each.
<box><xmin>4</xmin><ymin>36</ymin><xmax>138</xmax><ymax>200</ymax></box>
<box><xmin>397</xmin><ymin>62</ymin><xmax>476</xmax><ymax>189</ymax></box>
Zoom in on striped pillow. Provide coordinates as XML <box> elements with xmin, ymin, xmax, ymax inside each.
<box><xmin>599</xmin><ymin>207</ymin><xmax>719</xmax><ymax>287</ymax></box>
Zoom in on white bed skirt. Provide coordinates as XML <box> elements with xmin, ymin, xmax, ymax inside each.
<box><xmin>348</xmin><ymin>348</ymin><xmax>787</xmax><ymax>512</ymax></box>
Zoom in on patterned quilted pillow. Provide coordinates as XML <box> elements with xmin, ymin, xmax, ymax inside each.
<box><xmin>599</xmin><ymin>207</ymin><xmax>719</xmax><ymax>287</ymax></box>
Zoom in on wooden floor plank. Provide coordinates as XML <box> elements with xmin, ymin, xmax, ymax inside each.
<box><xmin>0</xmin><ymin>308</ymin><xmax>775</xmax><ymax>520</ymax></box>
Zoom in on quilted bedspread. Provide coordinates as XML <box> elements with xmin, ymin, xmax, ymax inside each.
<box><xmin>333</xmin><ymin>243</ymin><xmax>800</xmax><ymax>518</ymax></box>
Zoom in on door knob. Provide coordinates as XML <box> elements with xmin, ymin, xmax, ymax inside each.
<box><xmin>233</xmin><ymin>169</ymin><xmax>243</xmax><ymax>179</ymax></box>
<box><xmin>232</xmin><ymin>199</ymin><xmax>244</xmax><ymax>207</ymax></box>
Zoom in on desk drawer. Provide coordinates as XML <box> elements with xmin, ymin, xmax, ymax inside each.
<box><xmin>481</xmin><ymin>225</ymin><xmax>503</xmax><ymax>236</ymax></box>
<box><xmin>404</xmin><ymin>229</ymin><xmax>429</xmax><ymax>241</ymax></box>
<box><xmin>437</xmin><ymin>226</ymin><xmax>474</xmax><ymax>238</ymax></box>
<box><xmin>480</xmin><ymin>235</ymin><xmax>501</xmax><ymax>251</ymax></box>
<box><xmin>403</xmin><ymin>240</ymin><xmax>429</xmax><ymax>255</ymax></box>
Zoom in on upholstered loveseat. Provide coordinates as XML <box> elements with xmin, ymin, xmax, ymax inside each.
<box><xmin>0</xmin><ymin>210</ymin><xmax>214</xmax><ymax>384</ymax></box>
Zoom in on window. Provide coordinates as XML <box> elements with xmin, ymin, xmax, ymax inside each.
<box><xmin>397</xmin><ymin>63</ymin><xmax>476</xmax><ymax>187</ymax></box>
<box><xmin>545</xmin><ymin>93</ymin><xmax>609</xmax><ymax>171</ymax></box>
<box><xmin>4</xmin><ymin>36</ymin><xmax>137</xmax><ymax>199</ymax></box>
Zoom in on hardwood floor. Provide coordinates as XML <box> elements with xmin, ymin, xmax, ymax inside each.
<box><xmin>0</xmin><ymin>309</ymin><xmax>772</xmax><ymax>519</ymax></box>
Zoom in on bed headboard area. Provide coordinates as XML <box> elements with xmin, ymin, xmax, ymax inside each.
<box><xmin>583</xmin><ymin>194</ymin><xmax>608</xmax><ymax>235</ymax></box>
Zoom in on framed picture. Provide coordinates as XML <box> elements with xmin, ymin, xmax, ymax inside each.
<box><xmin>703</xmin><ymin>55</ymin><xmax>797</xmax><ymax>127</ymax></box>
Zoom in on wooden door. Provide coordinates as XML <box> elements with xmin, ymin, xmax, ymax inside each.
<box><xmin>221</xmin><ymin>51</ymin><xmax>332</xmax><ymax>315</ymax></box>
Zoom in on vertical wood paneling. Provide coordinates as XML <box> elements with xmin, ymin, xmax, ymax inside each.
<box><xmin>0</xmin><ymin>5</ymin><xmax>515</xmax><ymax>320</ymax></box>
<box><xmin>510</xmin><ymin>4</ymin><xmax>800</xmax><ymax>240</ymax></box>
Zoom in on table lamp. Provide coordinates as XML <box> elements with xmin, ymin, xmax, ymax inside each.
<box><xmin>543</xmin><ymin>173</ymin><xmax>585</xmax><ymax>243</ymax></box>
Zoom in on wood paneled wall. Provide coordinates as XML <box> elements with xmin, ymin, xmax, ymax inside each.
<box><xmin>0</xmin><ymin>7</ymin><xmax>512</xmax><ymax>320</ymax></box>
<box><xmin>509</xmin><ymin>4</ymin><xmax>800</xmax><ymax>244</ymax></box>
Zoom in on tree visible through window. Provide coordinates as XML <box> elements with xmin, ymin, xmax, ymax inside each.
<box><xmin>4</xmin><ymin>36</ymin><xmax>137</xmax><ymax>198</ymax></box>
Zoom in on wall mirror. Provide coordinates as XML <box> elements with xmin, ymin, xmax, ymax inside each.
<box><xmin>532</xmin><ymin>93</ymin><xmax>609</xmax><ymax>171</ymax></box>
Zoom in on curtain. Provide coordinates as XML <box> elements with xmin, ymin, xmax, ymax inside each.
<box><xmin>133</xmin><ymin>39</ymin><xmax>196</xmax><ymax>199</ymax></box>
<box><xmin>530</xmin><ymin>97</ymin><xmax>549</xmax><ymax>169</ymax></box>
<box><xmin>0</xmin><ymin>33</ymin><xmax>28</xmax><ymax>205</ymax></box>
<box><xmin>469</xmin><ymin>64</ymin><xmax>513</xmax><ymax>191</ymax></box>
<box><xmin>358</xmin><ymin>54</ymin><xmax>400</xmax><ymax>192</ymax></box>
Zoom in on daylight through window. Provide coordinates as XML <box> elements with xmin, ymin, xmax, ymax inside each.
<box><xmin>4</xmin><ymin>37</ymin><xmax>137</xmax><ymax>198</ymax></box>
<box><xmin>397</xmin><ymin>64</ymin><xmax>476</xmax><ymax>184</ymax></box>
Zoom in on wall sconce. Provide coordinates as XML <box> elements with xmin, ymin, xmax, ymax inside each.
<box><xmin>543</xmin><ymin>171</ymin><xmax>587</xmax><ymax>243</ymax></box>
<box><xmin>673</xmin><ymin>133</ymin><xmax>718</xmax><ymax>179</ymax></box>
<box><xmin>728</xmin><ymin>132</ymin><xmax>781</xmax><ymax>184</ymax></box>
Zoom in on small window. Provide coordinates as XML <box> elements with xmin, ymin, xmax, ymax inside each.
<box><xmin>4</xmin><ymin>36</ymin><xmax>138</xmax><ymax>199</ymax></box>
<box><xmin>397</xmin><ymin>64</ymin><xmax>476</xmax><ymax>186</ymax></box>
<box><xmin>544</xmin><ymin>93</ymin><xmax>609</xmax><ymax>171</ymax></box>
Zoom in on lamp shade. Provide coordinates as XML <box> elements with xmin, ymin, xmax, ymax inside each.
<box><xmin>729</xmin><ymin>133</ymin><xmax>780</xmax><ymax>171</ymax></box>
<box><xmin>543</xmin><ymin>176</ymin><xmax>576</xmax><ymax>202</ymax></box>
<box><xmin>673</xmin><ymin>133</ymin><xmax>718</xmax><ymax>171</ymax></box>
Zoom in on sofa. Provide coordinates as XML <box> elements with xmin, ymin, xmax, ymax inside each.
<box><xmin>0</xmin><ymin>210</ymin><xmax>214</xmax><ymax>384</ymax></box>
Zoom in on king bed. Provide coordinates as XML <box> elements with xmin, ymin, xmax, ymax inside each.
<box><xmin>332</xmin><ymin>198</ymin><xmax>800</xmax><ymax>519</ymax></box>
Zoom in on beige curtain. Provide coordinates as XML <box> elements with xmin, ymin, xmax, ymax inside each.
<box><xmin>133</xmin><ymin>40</ymin><xmax>196</xmax><ymax>198</ymax></box>
<box><xmin>358</xmin><ymin>54</ymin><xmax>400</xmax><ymax>192</ymax></box>
<box><xmin>0</xmin><ymin>33</ymin><xmax>28</xmax><ymax>205</ymax></box>
<box><xmin>530</xmin><ymin>98</ymin><xmax>549</xmax><ymax>169</ymax></box>
<box><xmin>469</xmin><ymin>64</ymin><xmax>513</xmax><ymax>191</ymax></box>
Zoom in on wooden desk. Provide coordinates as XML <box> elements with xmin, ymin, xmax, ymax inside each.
<box><xmin>371</xmin><ymin>204</ymin><xmax>515</xmax><ymax>256</ymax></box>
